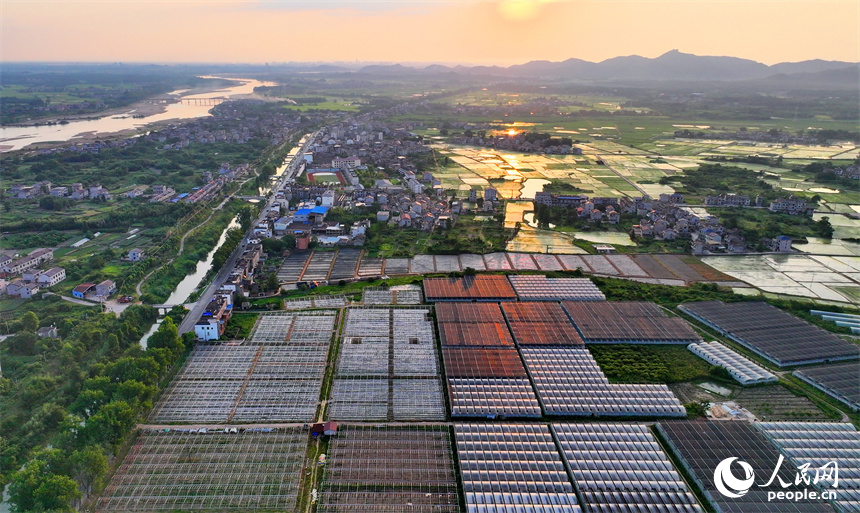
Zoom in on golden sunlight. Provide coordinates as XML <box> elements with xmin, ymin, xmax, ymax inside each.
<box><xmin>498</xmin><ymin>0</ymin><xmax>541</xmax><ymax>21</ymax></box>
<box><xmin>507</xmin><ymin>129</ymin><xmax>518</xmax><ymax>136</ymax></box>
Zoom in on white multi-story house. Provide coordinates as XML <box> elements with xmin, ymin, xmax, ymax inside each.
<box><xmin>128</xmin><ymin>248</ymin><xmax>144</xmax><ymax>262</ymax></box>
<box><xmin>37</xmin><ymin>267</ymin><xmax>66</xmax><ymax>287</ymax></box>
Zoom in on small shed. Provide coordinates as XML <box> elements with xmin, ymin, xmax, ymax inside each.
<box><xmin>323</xmin><ymin>421</ymin><xmax>338</xmax><ymax>436</ymax></box>
<box><xmin>310</xmin><ymin>421</ymin><xmax>338</xmax><ymax>437</ymax></box>
<box><xmin>36</xmin><ymin>326</ymin><xmax>59</xmax><ymax>339</ymax></box>
<box><xmin>73</xmin><ymin>282</ymin><xmax>95</xmax><ymax>299</ymax></box>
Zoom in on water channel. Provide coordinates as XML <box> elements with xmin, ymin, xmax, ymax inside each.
<box><xmin>139</xmin><ymin>216</ymin><xmax>241</xmax><ymax>348</ymax></box>
<box><xmin>0</xmin><ymin>77</ymin><xmax>275</xmax><ymax>152</ymax></box>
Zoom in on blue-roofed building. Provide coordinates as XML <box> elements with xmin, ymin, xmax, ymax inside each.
<box><xmin>294</xmin><ymin>208</ymin><xmax>312</xmax><ymax>223</ymax></box>
<box><xmin>309</xmin><ymin>205</ymin><xmax>329</xmax><ymax>225</ymax></box>
<box><xmin>773</xmin><ymin>235</ymin><xmax>793</xmax><ymax>252</ymax></box>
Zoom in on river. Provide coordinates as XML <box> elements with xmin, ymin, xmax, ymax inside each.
<box><xmin>139</xmin><ymin>216</ymin><xmax>241</xmax><ymax>348</ymax></box>
<box><xmin>0</xmin><ymin>77</ymin><xmax>275</xmax><ymax>152</ymax></box>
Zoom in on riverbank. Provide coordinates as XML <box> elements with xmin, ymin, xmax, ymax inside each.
<box><xmin>0</xmin><ymin>77</ymin><xmax>277</xmax><ymax>153</ymax></box>
<box><xmin>0</xmin><ymin>78</ymin><xmax>246</xmax><ymax>128</ymax></box>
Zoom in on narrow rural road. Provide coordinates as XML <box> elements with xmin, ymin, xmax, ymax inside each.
<box><xmin>47</xmin><ymin>293</ymin><xmax>99</xmax><ymax>307</ymax></box>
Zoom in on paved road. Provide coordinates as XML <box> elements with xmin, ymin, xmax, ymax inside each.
<box><xmin>51</xmin><ymin>293</ymin><xmax>99</xmax><ymax>307</ymax></box>
<box><xmin>177</xmin><ymin>131</ymin><xmax>320</xmax><ymax>334</ymax></box>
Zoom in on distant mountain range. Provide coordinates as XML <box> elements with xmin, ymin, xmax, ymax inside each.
<box><xmin>356</xmin><ymin>50</ymin><xmax>859</xmax><ymax>86</ymax></box>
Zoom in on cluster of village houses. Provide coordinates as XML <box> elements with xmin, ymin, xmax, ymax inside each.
<box><xmin>0</xmin><ymin>245</ymin><xmax>149</xmax><ymax>300</ymax></box>
<box><xmin>536</xmin><ymin>191</ymin><xmax>798</xmax><ymax>254</ymax></box>
<box><xmin>247</xmin><ymin>121</ymin><xmax>480</xmax><ymax>248</ymax></box>
<box><xmin>9</xmin><ymin>163</ymin><xmax>248</xmax><ymax>206</ymax></box>
<box><xmin>9</xmin><ymin>181</ymin><xmax>112</xmax><ymax>201</ymax></box>
<box><xmin>0</xmin><ymin>249</ymin><xmax>65</xmax><ymax>299</ymax></box>
<box><xmin>821</xmin><ymin>164</ymin><xmax>860</xmax><ymax>180</ymax></box>
<box><xmin>449</xmin><ymin>132</ymin><xmax>583</xmax><ymax>154</ymax></box>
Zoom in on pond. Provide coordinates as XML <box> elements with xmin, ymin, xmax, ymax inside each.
<box><xmin>521</xmin><ymin>212</ymin><xmax>636</xmax><ymax>246</ymax></box>
<box><xmin>519</xmin><ymin>178</ymin><xmax>550</xmax><ymax>200</ymax></box>
<box><xmin>506</xmin><ymin>225</ymin><xmax>587</xmax><ymax>254</ymax></box>
<box><xmin>572</xmin><ymin>231</ymin><xmax>636</xmax><ymax>246</ymax></box>
<box><xmin>701</xmin><ymin>254</ymin><xmax>860</xmax><ymax>303</ymax></box>
<box><xmin>698</xmin><ymin>382</ymin><xmax>733</xmax><ymax>396</ymax></box>
<box><xmin>796</xmin><ymin>237</ymin><xmax>860</xmax><ymax>256</ymax></box>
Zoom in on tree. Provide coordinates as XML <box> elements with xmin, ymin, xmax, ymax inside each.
<box><xmin>77</xmin><ymin>400</ymin><xmax>137</xmax><ymax>449</ymax></box>
<box><xmin>104</xmin><ymin>356</ymin><xmax>161</xmax><ymax>385</ymax></box>
<box><xmin>815</xmin><ymin>216</ymin><xmax>834</xmax><ymax>238</ymax></box>
<box><xmin>115</xmin><ymin>379</ymin><xmax>157</xmax><ymax>406</ymax></box>
<box><xmin>9</xmin><ymin>457</ymin><xmax>81</xmax><ymax>512</ymax></box>
<box><xmin>70</xmin><ymin>448</ymin><xmax>108</xmax><ymax>496</ymax></box>
<box><xmin>6</xmin><ymin>332</ymin><xmax>39</xmax><ymax>356</ymax></box>
<box><xmin>146</xmin><ymin>317</ymin><xmax>183</xmax><ymax>356</ymax></box>
<box><xmin>265</xmin><ymin>273</ymin><xmax>280</xmax><ymax>292</ymax></box>
<box><xmin>21</xmin><ymin>311</ymin><xmax>39</xmax><ymax>333</ymax></box>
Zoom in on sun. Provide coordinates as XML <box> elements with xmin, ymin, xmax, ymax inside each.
<box><xmin>498</xmin><ymin>0</ymin><xmax>543</xmax><ymax>21</ymax></box>
<box><xmin>507</xmin><ymin>129</ymin><xmax>518</xmax><ymax>136</ymax></box>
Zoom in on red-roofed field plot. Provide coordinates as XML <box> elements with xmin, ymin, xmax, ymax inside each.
<box><xmin>424</xmin><ymin>275</ymin><xmax>517</xmax><ymax>302</ymax></box>
<box><xmin>439</xmin><ymin>323</ymin><xmax>515</xmax><ymax>347</ymax></box>
<box><xmin>442</xmin><ymin>347</ymin><xmax>528</xmax><ymax>378</ymax></box>
<box><xmin>436</xmin><ymin>303</ymin><xmax>514</xmax><ymax>347</ymax></box>
<box><xmin>501</xmin><ymin>302</ymin><xmax>584</xmax><ymax>346</ymax></box>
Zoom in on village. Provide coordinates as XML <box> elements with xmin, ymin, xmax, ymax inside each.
<box><xmin>7</xmin><ymin>161</ymin><xmax>249</xmax><ymax>206</ymax></box>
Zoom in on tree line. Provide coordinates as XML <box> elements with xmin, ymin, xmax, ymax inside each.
<box><xmin>1</xmin><ymin>300</ymin><xmax>192</xmax><ymax>511</ymax></box>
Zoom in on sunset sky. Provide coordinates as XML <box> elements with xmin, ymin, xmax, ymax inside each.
<box><xmin>2</xmin><ymin>0</ymin><xmax>859</xmax><ymax>65</ymax></box>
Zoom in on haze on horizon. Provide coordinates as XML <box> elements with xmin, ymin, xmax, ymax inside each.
<box><xmin>2</xmin><ymin>0</ymin><xmax>859</xmax><ymax>66</ymax></box>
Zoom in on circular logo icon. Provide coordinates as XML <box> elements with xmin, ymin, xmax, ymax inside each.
<box><xmin>714</xmin><ymin>457</ymin><xmax>755</xmax><ymax>498</ymax></box>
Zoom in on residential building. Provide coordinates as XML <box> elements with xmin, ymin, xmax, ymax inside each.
<box><xmin>95</xmin><ymin>280</ymin><xmax>116</xmax><ymax>298</ymax></box>
<box><xmin>534</xmin><ymin>191</ymin><xmax>588</xmax><ymax>208</ymax></box>
<box><xmin>128</xmin><ymin>248</ymin><xmax>144</xmax><ymax>262</ymax></box>
<box><xmin>22</xmin><ymin>269</ymin><xmax>44</xmax><ymax>282</ymax></box>
<box><xmin>332</xmin><ymin>156</ymin><xmax>361</xmax><ymax>169</ymax></box>
<box><xmin>769</xmin><ymin>197</ymin><xmax>815</xmax><ymax>216</ymax></box>
<box><xmin>6</xmin><ymin>280</ymin><xmax>26</xmax><ymax>297</ymax></box>
<box><xmin>771</xmin><ymin>235</ymin><xmax>793</xmax><ymax>252</ymax></box>
<box><xmin>125</xmin><ymin>186</ymin><xmax>148</xmax><ymax>198</ymax></box>
<box><xmin>37</xmin><ymin>267</ymin><xmax>66</xmax><ymax>287</ymax></box>
<box><xmin>321</xmin><ymin>189</ymin><xmax>336</xmax><ymax>207</ymax></box>
<box><xmin>19</xmin><ymin>282</ymin><xmax>40</xmax><ymax>299</ymax></box>
<box><xmin>705</xmin><ymin>194</ymin><xmax>751</xmax><ymax>206</ymax></box>
<box><xmin>659</xmin><ymin>193</ymin><xmax>685</xmax><ymax>204</ymax></box>
<box><xmin>194</xmin><ymin>296</ymin><xmax>232</xmax><ymax>341</ymax></box>
<box><xmin>2</xmin><ymin>248</ymin><xmax>54</xmax><ymax>275</ymax></box>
